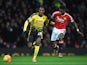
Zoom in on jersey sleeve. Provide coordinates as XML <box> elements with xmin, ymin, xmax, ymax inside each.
<box><xmin>23</xmin><ymin>13</ymin><xmax>35</xmax><ymax>31</ymax></box>
<box><xmin>46</xmin><ymin>16</ymin><xmax>49</xmax><ymax>24</ymax></box>
<box><xmin>28</xmin><ymin>13</ymin><xmax>35</xmax><ymax>23</ymax></box>
<box><xmin>51</xmin><ymin>11</ymin><xmax>59</xmax><ymax>19</ymax></box>
<box><xmin>45</xmin><ymin>17</ymin><xmax>55</xmax><ymax>25</ymax></box>
<box><xmin>23</xmin><ymin>19</ymin><xmax>29</xmax><ymax>32</ymax></box>
<box><xmin>44</xmin><ymin>16</ymin><xmax>49</xmax><ymax>26</ymax></box>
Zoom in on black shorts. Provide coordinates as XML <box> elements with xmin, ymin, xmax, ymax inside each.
<box><xmin>28</xmin><ymin>30</ymin><xmax>43</xmax><ymax>42</ymax></box>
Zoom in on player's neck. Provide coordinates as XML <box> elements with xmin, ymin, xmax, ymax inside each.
<box><xmin>37</xmin><ymin>13</ymin><xmax>43</xmax><ymax>17</ymax></box>
<box><xmin>61</xmin><ymin>13</ymin><xmax>65</xmax><ymax>15</ymax></box>
<box><xmin>39</xmin><ymin>14</ymin><xmax>43</xmax><ymax>17</ymax></box>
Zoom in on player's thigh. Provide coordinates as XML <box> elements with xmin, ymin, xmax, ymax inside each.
<box><xmin>29</xmin><ymin>30</ymin><xmax>38</xmax><ymax>42</ymax></box>
<box><xmin>51</xmin><ymin>32</ymin><xmax>59</xmax><ymax>41</ymax></box>
<box><xmin>51</xmin><ymin>28</ymin><xmax>59</xmax><ymax>41</ymax></box>
<box><xmin>35</xmin><ymin>32</ymin><xmax>43</xmax><ymax>46</ymax></box>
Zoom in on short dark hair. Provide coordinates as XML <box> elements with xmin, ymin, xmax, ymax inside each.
<box><xmin>35</xmin><ymin>6</ymin><xmax>45</xmax><ymax>12</ymax></box>
<box><xmin>39</xmin><ymin>6</ymin><xmax>44</xmax><ymax>8</ymax></box>
<box><xmin>59</xmin><ymin>6</ymin><xmax>66</xmax><ymax>10</ymax></box>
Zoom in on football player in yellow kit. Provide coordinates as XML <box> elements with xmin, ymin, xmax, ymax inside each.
<box><xmin>23</xmin><ymin>6</ymin><xmax>50</xmax><ymax>62</ymax></box>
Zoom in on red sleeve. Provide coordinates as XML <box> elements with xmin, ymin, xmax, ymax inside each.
<box><xmin>51</xmin><ymin>11</ymin><xmax>59</xmax><ymax>19</ymax></box>
<box><xmin>66</xmin><ymin>13</ymin><xmax>74</xmax><ymax>22</ymax></box>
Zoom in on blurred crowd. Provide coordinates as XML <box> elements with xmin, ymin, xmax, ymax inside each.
<box><xmin>0</xmin><ymin>0</ymin><xmax>87</xmax><ymax>48</ymax></box>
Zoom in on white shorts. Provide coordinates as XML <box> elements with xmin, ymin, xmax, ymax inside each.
<box><xmin>51</xmin><ymin>27</ymin><xmax>66</xmax><ymax>41</ymax></box>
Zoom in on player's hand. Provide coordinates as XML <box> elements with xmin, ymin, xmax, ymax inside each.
<box><xmin>76</xmin><ymin>28</ymin><xmax>84</xmax><ymax>37</ymax></box>
<box><xmin>77</xmin><ymin>31</ymin><xmax>84</xmax><ymax>37</ymax></box>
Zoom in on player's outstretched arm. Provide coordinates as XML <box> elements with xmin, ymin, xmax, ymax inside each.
<box><xmin>48</xmin><ymin>19</ymin><xmax>55</xmax><ymax>25</ymax></box>
<box><xmin>72</xmin><ymin>21</ymin><xmax>84</xmax><ymax>37</ymax></box>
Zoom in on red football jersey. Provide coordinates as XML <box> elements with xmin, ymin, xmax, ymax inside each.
<box><xmin>52</xmin><ymin>11</ymin><xmax>74</xmax><ymax>29</ymax></box>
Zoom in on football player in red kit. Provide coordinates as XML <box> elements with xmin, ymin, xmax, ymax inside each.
<box><xmin>51</xmin><ymin>6</ymin><xmax>84</xmax><ymax>57</ymax></box>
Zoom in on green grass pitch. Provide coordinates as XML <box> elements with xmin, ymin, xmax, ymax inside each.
<box><xmin>0</xmin><ymin>56</ymin><xmax>87</xmax><ymax>65</ymax></box>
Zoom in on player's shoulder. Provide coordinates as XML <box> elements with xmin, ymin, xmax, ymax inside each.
<box><xmin>30</xmin><ymin>12</ymin><xmax>38</xmax><ymax>17</ymax></box>
<box><xmin>65</xmin><ymin>12</ymin><xmax>72</xmax><ymax>17</ymax></box>
<box><xmin>51</xmin><ymin>11</ymin><xmax>59</xmax><ymax>18</ymax></box>
<box><xmin>65</xmin><ymin>12</ymin><xmax>74</xmax><ymax>21</ymax></box>
<box><xmin>27</xmin><ymin>13</ymin><xmax>38</xmax><ymax>20</ymax></box>
<box><xmin>52</xmin><ymin>11</ymin><xmax>60</xmax><ymax>15</ymax></box>
<box><xmin>42</xmin><ymin>14</ymin><xmax>48</xmax><ymax>19</ymax></box>
<box><xmin>43</xmin><ymin>14</ymin><xmax>47</xmax><ymax>17</ymax></box>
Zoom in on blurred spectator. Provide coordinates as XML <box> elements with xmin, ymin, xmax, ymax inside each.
<box><xmin>0</xmin><ymin>0</ymin><xmax>87</xmax><ymax>48</ymax></box>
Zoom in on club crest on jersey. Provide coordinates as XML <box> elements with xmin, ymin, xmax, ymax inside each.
<box><xmin>56</xmin><ymin>16</ymin><xmax>64</xmax><ymax>23</ymax></box>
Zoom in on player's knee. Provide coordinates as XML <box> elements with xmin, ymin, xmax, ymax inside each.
<box><xmin>51</xmin><ymin>41</ymin><xmax>56</xmax><ymax>47</ymax></box>
<box><xmin>36</xmin><ymin>42</ymin><xmax>41</xmax><ymax>46</ymax></box>
<box><xmin>27</xmin><ymin>42</ymin><xmax>32</xmax><ymax>48</ymax></box>
<box><xmin>58</xmin><ymin>33</ymin><xmax>64</xmax><ymax>40</ymax></box>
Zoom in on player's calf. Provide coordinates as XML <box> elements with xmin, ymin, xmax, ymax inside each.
<box><xmin>57</xmin><ymin>44</ymin><xmax>64</xmax><ymax>57</ymax></box>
